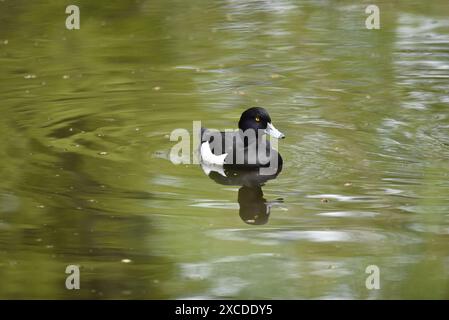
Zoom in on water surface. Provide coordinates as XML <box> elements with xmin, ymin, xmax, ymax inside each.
<box><xmin>1</xmin><ymin>0</ymin><xmax>449</xmax><ymax>299</ymax></box>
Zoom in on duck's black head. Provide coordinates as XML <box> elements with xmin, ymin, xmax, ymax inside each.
<box><xmin>238</xmin><ymin>107</ymin><xmax>285</xmax><ymax>139</ymax></box>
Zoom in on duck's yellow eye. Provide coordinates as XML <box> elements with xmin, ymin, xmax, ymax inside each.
<box><xmin>255</xmin><ymin>116</ymin><xmax>260</xmax><ymax>122</ymax></box>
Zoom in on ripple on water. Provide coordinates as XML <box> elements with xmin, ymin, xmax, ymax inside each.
<box><xmin>190</xmin><ymin>200</ymin><xmax>239</xmax><ymax>210</ymax></box>
<box><xmin>0</xmin><ymin>193</ymin><xmax>20</xmax><ymax>213</ymax></box>
<box><xmin>407</xmin><ymin>223</ymin><xmax>449</xmax><ymax>235</ymax></box>
<box><xmin>180</xmin><ymin>253</ymin><xmax>281</xmax><ymax>280</ymax></box>
<box><xmin>292</xmin><ymin>119</ymin><xmax>356</xmax><ymax>130</ymax></box>
<box><xmin>309</xmin><ymin>261</ymin><xmax>352</xmax><ymax>278</ymax></box>
<box><xmin>317</xmin><ymin>211</ymin><xmax>379</xmax><ymax>218</ymax></box>
<box><xmin>207</xmin><ymin>228</ymin><xmax>423</xmax><ymax>246</ymax></box>
<box><xmin>306</xmin><ymin>194</ymin><xmax>378</xmax><ymax>203</ymax></box>
<box><xmin>210</xmin><ymin>277</ymin><xmax>249</xmax><ymax>297</ymax></box>
<box><xmin>262</xmin><ymin>230</ymin><xmax>385</xmax><ymax>243</ymax></box>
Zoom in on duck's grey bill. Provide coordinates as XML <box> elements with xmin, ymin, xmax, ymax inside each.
<box><xmin>265</xmin><ymin>122</ymin><xmax>285</xmax><ymax>139</ymax></box>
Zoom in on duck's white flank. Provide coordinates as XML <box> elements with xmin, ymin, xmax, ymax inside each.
<box><xmin>200</xmin><ymin>141</ymin><xmax>227</xmax><ymax>166</ymax></box>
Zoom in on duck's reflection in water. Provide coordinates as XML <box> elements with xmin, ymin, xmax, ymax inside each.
<box><xmin>203</xmin><ymin>165</ymin><xmax>283</xmax><ymax>225</ymax></box>
<box><xmin>238</xmin><ymin>186</ymin><xmax>269</xmax><ymax>225</ymax></box>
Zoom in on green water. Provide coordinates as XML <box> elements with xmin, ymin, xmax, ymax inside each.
<box><xmin>1</xmin><ymin>0</ymin><xmax>449</xmax><ymax>299</ymax></box>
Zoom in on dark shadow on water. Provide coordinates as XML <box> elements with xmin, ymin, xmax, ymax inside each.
<box><xmin>205</xmin><ymin>165</ymin><xmax>283</xmax><ymax>225</ymax></box>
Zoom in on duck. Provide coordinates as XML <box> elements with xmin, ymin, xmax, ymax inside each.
<box><xmin>199</xmin><ymin>107</ymin><xmax>285</xmax><ymax>176</ymax></box>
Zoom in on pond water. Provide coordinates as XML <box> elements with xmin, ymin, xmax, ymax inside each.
<box><xmin>1</xmin><ymin>0</ymin><xmax>449</xmax><ymax>299</ymax></box>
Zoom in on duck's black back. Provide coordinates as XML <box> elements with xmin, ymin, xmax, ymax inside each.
<box><xmin>201</xmin><ymin>128</ymin><xmax>283</xmax><ymax>170</ymax></box>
